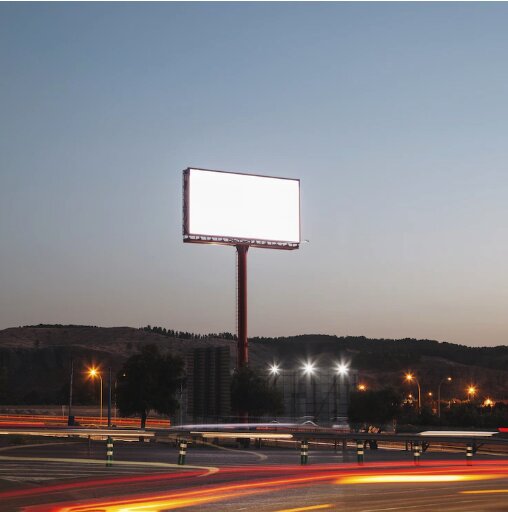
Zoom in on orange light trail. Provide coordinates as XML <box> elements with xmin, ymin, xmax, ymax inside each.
<box><xmin>275</xmin><ymin>506</ymin><xmax>332</xmax><ymax>512</ymax></box>
<box><xmin>12</xmin><ymin>459</ymin><xmax>508</xmax><ymax>504</ymax></box>
<box><xmin>35</xmin><ymin>472</ymin><xmax>351</xmax><ymax>512</ymax></box>
<box><xmin>337</xmin><ymin>474</ymin><xmax>498</xmax><ymax>485</ymax></box>
<box><xmin>461</xmin><ymin>489</ymin><xmax>508</xmax><ymax>494</ymax></box>
<box><xmin>31</xmin><ymin>462</ymin><xmax>508</xmax><ymax>512</ymax></box>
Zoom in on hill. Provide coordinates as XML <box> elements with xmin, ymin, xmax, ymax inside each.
<box><xmin>250</xmin><ymin>334</ymin><xmax>508</xmax><ymax>402</ymax></box>
<box><xmin>0</xmin><ymin>326</ymin><xmax>507</xmax><ymax>404</ymax></box>
<box><xmin>0</xmin><ymin>325</ymin><xmax>235</xmax><ymax>404</ymax></box>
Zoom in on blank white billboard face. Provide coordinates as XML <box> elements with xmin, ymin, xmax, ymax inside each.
<box><xmin>184</xmin><ymin>168</ymin><xmax>300</xmax><ymax>246</ymax></box>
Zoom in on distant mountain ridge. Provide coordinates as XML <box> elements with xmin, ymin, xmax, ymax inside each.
<box><xmin>0</xmin><ymin>325</ymin><xmax>507</xmax><ymax>404</ymax></box>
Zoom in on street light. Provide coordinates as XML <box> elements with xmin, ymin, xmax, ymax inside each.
<box><xmin>333</xmin><ymin>362</ymin><xmax>349</xmax><ymax>421</ymax></box>
<box><xmin>437</xmin><ymin>376</ymin><xmax>452</xmax><ymax>418</ymax></box>
<box><xmin>302</xmin><ymin>361</ymin><xmax>317</xmax><ymax>420</ymax></box>
<box><xmin>336</xmin><ymin>363</ymin><xmax>349</xmax><ymax>376</ymax></box>
<box><xmin>302</xmin><ymin>361</ymin><xmax>316</xmax><ymax>376</ymax></box>
<box><xmin>88</xmin><ymin>367</ymin><xmax>103</xmax><ymax>425</ymax></box>
<box><xmin>358</xmin><ymin>384</ymin><xmax>367</xmax><ymax>391</ymax></box>
<box><xmin>405</xmin><ymin>372</ymin><xmax>421</xmax><ymax>413</ymax></box>
<box><xmin>467</xmin><ymin>385</ymin><xmax>477</xmax><ymax>402</ymax></box>
<box><xmin>269</xmin><ymin>363</ymin><xmax>280</xmax><ymax>376</ymax></box>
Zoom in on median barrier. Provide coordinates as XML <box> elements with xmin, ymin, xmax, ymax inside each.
<box><xmin>413</xmin><ymin>442</ymin><xmax>421</xmax><ymax>465</ymax></box>
<box><xmin>300</xmin><ymin>440</ymin><xmax>308</xmax><ymax>465</ymax></box>
<box><xmin>178</xmin><ymin>439</ymin><xmax>187</xmax><ymax>465</ymax></box>
<box><xmin>466</xmin><ymin>443</ymin><xmax>473</xmax><ymax>465</ymax></box>
<box><xmin>356</xmin><ymin>440</ymin><xmax>364</xmax><ymax>465</ymax></box>
<box><xmin>106</xmin><ymin>436</ymin><xmax>113</xmax><ymax>467</ymax></box>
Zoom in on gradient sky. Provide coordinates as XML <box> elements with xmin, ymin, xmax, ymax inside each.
<box><xmin>1</xmin><ymin>3</ymin><xmax>508</xmax><ymax>346</ymax></box>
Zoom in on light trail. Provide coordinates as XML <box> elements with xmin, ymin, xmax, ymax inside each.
<box><xmin>194</xmin><ymin>431</ymin><xmax>293</xmax><ymax>439</ymax></box>
<box><xmin>10</xmin><ymin>460</ymin><xmax>508</xmax><ymax>502</ymax></box>
<box><xmin>419</xmin><ymin>431</ymin><xmax>498</xmax><ymax>437</ymax></box>
<box><xmin>23</xmin><ymin>462</ymin><xmax>508</xmax><ymax>512</ymax></box>
<box><xmin>275</xmin><ymin>506</ymin><xmax>332</xmax><ymax>511</ymax></box>
<box><xmin>0</xmin><ymin>414</ymin><xmax>169</xmax><ymax>428</ymax></box>
<box><xmin>461</xmin><ymin>489</ymin><xmax>508</xmax><ymax>494</ymax></box>
<box><xmin>0</xmin><ymin>470</ymin><xmax>208</xmax><ymax>500</ymax></box>
<box><xmin>338</xmin><ymin>474</ymin><xmax>499</xmax><ymax>484</ymax></box>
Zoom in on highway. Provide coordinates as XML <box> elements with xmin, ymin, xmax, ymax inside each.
<box><xmin>1</xmin><ymin>437</ymin><xmax>508</xmax><ymax>511</ymax></box>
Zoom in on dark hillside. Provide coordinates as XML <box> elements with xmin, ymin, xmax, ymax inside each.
<box><xmin>249</xmin><ymin>335</ymin><xmax>508</xmax><ymax>399</ymax></box>
<box><xmin>0</xmin><ymin>326</ymin><xmax>235</xmax><ymax>405</ymax></box>
<box><xmin>0</xmin><ymin>327</ymin><xmax>507</xmax><ymax>405</ymax></box>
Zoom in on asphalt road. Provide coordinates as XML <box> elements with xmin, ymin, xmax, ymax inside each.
<box><xmin>1</xmin><ymin>438</ymin><xmax>508</xmax><ymax>511</ymax></box>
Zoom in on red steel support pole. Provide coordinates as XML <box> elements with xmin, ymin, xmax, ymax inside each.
<box><xmin>236</xmin><ymin>244</ymin><xmax>249</xmax><ymax>368</ymax></box>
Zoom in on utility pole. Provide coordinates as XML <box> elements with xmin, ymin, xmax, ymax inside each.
<box><xmin>108</xmin><ymin>367</ymin><xmax>112</xmax><ymax>428</ymax></box>
<box><xmin>68</xmin><ymin>359</ymin><xmax>74</xmax><ymax>426</ymax></box>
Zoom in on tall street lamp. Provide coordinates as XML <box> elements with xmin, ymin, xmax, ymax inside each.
<box><xmin>437</xmin><ymin>376</ymin><xmax>452</xmax><ymax>418</ymax></box>
<box><xmin>334</xmin><ymin>363</ymin><xmax>349</xmax><ymax>420</ymax></box>
<box><xmin>89</xmin><ymin>367</ymin><xmax>103</xmax><ymax>425</ymax></box>
<box><xmin>268</xmin><ymin>363</ymin><xmax>281</xmax><ymax>420</ymax></box>
<box><xmin>467</xmin><ymin>385</ymin><xmax>477</xmax><ymax>402</ymax></box>
<box><xmin>405</xmin><ymin>372</ymin><xmax>421</xmax><ymax>413</ymax></box>
<box><xmin>302</xmin><ymin>361</ymin><xmax>317</xmax><ymax>420</ymax></box>
<box><xmin>68</xmin><ymin>359</ymin><xmax>74</xmax><ymax>426</ymax></box>
<box><xmin>107</xmin><ymin>367</ymin><xmax>112</xmax><ymax>428</ymax></box>
<box><xmin>269</xmin><ymin>363</ymin><xmax>280</xmax><ymax>383</ymax></box>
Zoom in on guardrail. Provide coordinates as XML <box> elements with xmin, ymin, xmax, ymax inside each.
<box><xmin>1</xmin><ymin>425</ymin><xmax>507</xmax><ymax>467</ymax></box>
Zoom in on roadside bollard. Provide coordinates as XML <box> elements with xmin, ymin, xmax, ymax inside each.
<box><xmin>466</xmin><ymin>443</ymin><xmax>473</xmax><ymax>466</ymax></box>
<box><xmin>106</xmin><ymin>436</ymin><xmax>113</xmax><ymax>467</ymax></box>
<box><xmin>300</xmin><ymin>440</ymin><xmax>309</xmax><ymax>465</ymax></box>
<box><xmin>178</xmin><ymin>439</ymin><xmax>187</xmax><ymax>465</ymax></box>
<box><xmin>413</xmin><ymin>443</ymin><xmax>421</xmax><ymax>465</ymax></box>
<box><xmin>356</xmin><ymin>440</ymin><xmax>364</xmax><ymax>465</ymax></box>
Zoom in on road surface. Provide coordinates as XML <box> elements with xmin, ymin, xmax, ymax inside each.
<box><xmin>1</xmin><ymin>438</ymin><xmax>507</xmax><ymax>511</ymax></box>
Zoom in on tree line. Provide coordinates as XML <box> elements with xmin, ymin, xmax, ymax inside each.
<box><xmin>348</xmin><ymin>388</ymin><xmax>508</xmax><ymax>431</ymax></box>
<box><xmin>141</xmin><ymin>325</ymin><xmax>237</xmax><ymax>341</ymax></box>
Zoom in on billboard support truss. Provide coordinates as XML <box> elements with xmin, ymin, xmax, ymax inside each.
<box><xmin>236</xmin><ymin>244</ymin><xmax>248</xmax><ymax>367</ymax></box>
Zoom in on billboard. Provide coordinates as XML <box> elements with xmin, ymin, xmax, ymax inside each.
<box><xmin>183</xmin><ymin>168</ymin><xmax>300</xmax><ymax>249</ymax></box>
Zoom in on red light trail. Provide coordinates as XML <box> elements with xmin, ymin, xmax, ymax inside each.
<box><xmin>18</xmin><ymin>460</ymin><xmax>508</xmax><ymax>512</ymax></box>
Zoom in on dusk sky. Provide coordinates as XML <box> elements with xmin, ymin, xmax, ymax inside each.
<box><xmin>1</xmin><ymin>3</ymin><xmax>508</xmax><ymax>347</ymax></box>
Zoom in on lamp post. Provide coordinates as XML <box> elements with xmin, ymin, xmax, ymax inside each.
<box><xmin>437</xmin><ymin>376</ymin><xmax>452</xmax><ymax>418</ymax></box>
<box><xmin>89</xmin><ymin>368</ymin><xmax>103</xmax><ymax>425</ymax></box>
<box><xmin>405</xmin><ymin>373</ymin><xmax>421</xmax><ymax>413</ymax></box>
<box><xmin>467</xmin><ymin>385</ymin><xmax>477</xmax><ymax>402</ymax></box>
<box><xmin>303</xmin><ymin>361</ymin><xmax>316</xmax><ymax>420</ymax></box>
<box><xmin>107</xmin><ymin>367</ymin><xmax>112</xmax><ymax>428</ymax></box>
<box><xmin>68</xmin><ymin>359</ymin><xmax>74</xmax><ymax>426</ymax></box>
<box><xmin>334</xmin><ymin>363</ymin><xmax>349</xmax><ymax>421</ymax></box>
<box><xmin>268</xmin><ymin>363</ymin><xmax>281</xmax><ymax>420</ymax></box>
<box><xmin>269</xmin><ymin>363</ymin><xmax>280</xmax><ymax>384</ymax></box>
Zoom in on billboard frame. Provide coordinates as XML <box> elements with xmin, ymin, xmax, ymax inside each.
<box><xmin>182</xmin><ymin>167</ymin><xmax>300</xmax><ymax>250</ymax></box>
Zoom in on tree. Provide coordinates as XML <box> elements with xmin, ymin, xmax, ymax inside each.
<box><xmin>116</xmin><ymin>344</ymin><xmax>184</xmax><ymax>428</ymax></box>
<box><xmin>348</xmin><ymin>388</ymin><xmax>401</xmax><ymax>429</ymax></box>
<box><xmin>231</xmin><ymin>366</ymin><xmax>283</xmax><ymax>418</ymax></box>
